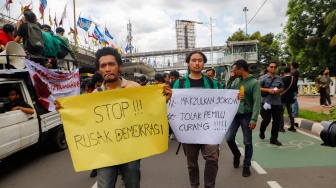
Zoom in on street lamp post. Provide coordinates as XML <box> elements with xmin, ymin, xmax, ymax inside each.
<box><xmin>243</xmin><ymin>7</ymin><xmax>248</xmax><ymax>35</ymax></box>
<box><xmin>194</xmin><ymin>17</ymin><xmax>217</xmax><ymax>67</ymax></box>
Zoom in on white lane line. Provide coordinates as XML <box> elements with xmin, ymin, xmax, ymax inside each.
<box><xmin>251</xmin><ymin>161</ymin><xmax>267</xmax><ymax>174</ymax></box>
<box><xmin>237</xmin><ymin>145</ymin><xmax>267</xmax><ymax>174</ymax></box>
<box><xmin>267</xmin><ymin>181</ymin><xmax>282</xmax><ymax>188</ymax></box>
<box><xmin>296</xmin><ymin>128</ymin><xmax>321</xmax><ymax>140</ymax></box>
<box><xmin>92</xmin><ymin>182</ymin><xmax>97</xmax><ymax>188</ymax></box>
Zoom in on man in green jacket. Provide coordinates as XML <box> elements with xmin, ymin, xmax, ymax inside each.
<box><xmin>55</xmin><ymin>27</ymin><xmax>77</xmax><ymax>60</ymax></box>
<box><xmin>225</xmin><ymin>59</ymin><xmax>261</xmax><ymax>177</ymax></box>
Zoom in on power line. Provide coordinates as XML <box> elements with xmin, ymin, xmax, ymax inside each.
<box><xmin>242</xmin><ymin>0</ymin><xmax>268</xmax><ymax>32</ymax></box>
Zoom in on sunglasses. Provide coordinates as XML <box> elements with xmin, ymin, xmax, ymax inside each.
<box><xmin>269</xmin><ymin>66</ymin><xmax>277</xmax><ymax>69</ymax></box>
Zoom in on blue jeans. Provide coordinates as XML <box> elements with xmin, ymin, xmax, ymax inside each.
<box><xmin>293</xmin><ymin>92</ymin><xmax>299</xmax><ymax>116</ymax></box>
<box><xmin>226</xmin><ymin>113</ymin><xmax>253</xmax><ymax>168</ymax></box>
<box><xmin>280</xmin><ymin>102</ymin><xmax>295</xmax><ymax>128</ymax></box>
<box><xmin>97</xmin><ymin>160</ymin><xmax>141</xmax><ymax>188</ymax></box>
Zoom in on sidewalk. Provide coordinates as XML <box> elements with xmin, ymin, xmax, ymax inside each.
<box><xmin>285</xmin><ymin>95</ymin><xmax>336</xmax><ymax>136</ymax></box>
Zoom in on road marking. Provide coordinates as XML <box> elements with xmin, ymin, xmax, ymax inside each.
<box><xmin>92</xmin><ymin>182</ymin><xmax>97</xmax><ymax>188</ymax></box>
<box><xmin>296</xmin><ymin>128</ymin><xmax>321</xmax><ymax>140</ymax></box>
<box><xmin>267</xmin><ymin>181</ymin><xmax>282</xmax><ymax>188</ymax></box>
<box><xmin>238</xmin><ymin>145</ymin><xmax>267</xmax><ymax>174</ymax></box>
<box><xmin>251</xmin><ymin>161</ymin><xmax>267</xmax><ymax>174</ymax></box>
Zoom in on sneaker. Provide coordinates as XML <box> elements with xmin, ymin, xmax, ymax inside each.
<box><xmin>169</xmin><ymin>133</ymin><xmax>176</xmax><ymax>140</ymax></box>
<box><xmin>270</xmin><ymin>140</ymin><xmax>283</xmax><ymax>146</ymax></box>
<box><xmin>90</xmin><ymin>169</ymin><xmax>97</xmax><ymax>177</ymax></box>
<box><xmin>294</xmin><ymin>123</ymin><xmax>299</xmax><ymax>127</ymax></box>
<box><xmin>233</xmin><ymin>154</ymin><xmax>241</xmax><ymax>168</ymax></box>
<box><xmin>288</xmin><ymin>127</ymin><xmax>297</xmax><ymax>132</ymax></box>
<box><xmin>279</xmin><ymin>128</ymin><xmax>286</xmax><ymax>133</ymax></box>
<box><xmin>242</xmin><ymin>167</ymin><xmax>251</xmax><ymax>177</ymax></box>
<box><xmin>259</xmin><ymin>132</ymin><xmax>265</xmax><ymax>139</ymax></box>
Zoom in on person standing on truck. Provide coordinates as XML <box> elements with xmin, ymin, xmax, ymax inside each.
<box><xmin>0</xmin><ymin>24</ymin><xmax>15</xmax><ymax>52</ymax></box>
<box><xmin>55</xmin><ymin>47</ymin><xmax>172</xmax><ymax>188</ymax></box>
<box><xmin>5</xmin><ymin>88</ymin><xmax>34</xmax><ymax>115</ymax></box>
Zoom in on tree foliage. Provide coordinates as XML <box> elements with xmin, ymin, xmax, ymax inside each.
<box><xmin>286</xmin><ymin>0</ymin><xmax>336</xmax><ymax>80</ymax></box>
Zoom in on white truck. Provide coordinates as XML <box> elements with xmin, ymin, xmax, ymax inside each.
<box><xmin>0</xmin><ymin>42</ymin><xmax>79</xmax><ymax>160</ymax></box>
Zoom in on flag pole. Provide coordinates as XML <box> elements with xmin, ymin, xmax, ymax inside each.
<box><xmin>73</xmin><ymin>0</ymin><xmax>77</xmax><ymax>48</ymax></box>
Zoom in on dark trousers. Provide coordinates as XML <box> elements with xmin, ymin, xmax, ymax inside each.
<box><xmin>280</xmin><ymin>103</ymin><xmax>295</xmax><ymax>128</ymax></box>
<box><xmin>260</xmin><ymin>104</ymin><xmax>283</xmax><ymax>141</ymax></box>
<box><xmin>183</xmin><ymin>144</ymin><xmax>219</xmax><ymax>188</ymax></box>
<box><xmin>319</xmin><ymin>88</ymin><xmax>328</xmax><ymax>105</ymax></box>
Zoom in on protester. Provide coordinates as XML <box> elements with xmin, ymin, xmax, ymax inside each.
<box><xmin>173</xmin><ymin>51</ymin><xmax>220</xmax><ymax>188</ymax></box>
<box><xmin>258</xmin><ymin>61</ymin><xmax>284</xmax><ymax>146</ymax></box>
<box><xmin>163</xmin><ymin>72</ymin><xmax>170</xmax><ymax>85</ymax></box>
<box><xmin>55</xmin><ymin>27</ymin><xmax>77</xmax><ymax>60</ymax></box>
<box><xmin>14</xmin><ymin>9</ymin><xmax>44</xmax><ymax>56</ymax></box>
<box><xmin>154</xmin><ymin>73</ymin><xmax>164</xmax><ymax>85</ymax></box>
<box><xmin>0</xmin><ymin>24</ymin><xmax>15</xmax><ymax>52</ymax></box>
<box><xmin>315</xmin><ymin>68</ymin><xmax>332</xmax><ymax>108</ymax></box>
<box><xmin>91</xmin><ymin>71</ymin><xmax>104</xmax><ymax>89</ymax></box>
<box><xmin>139</xmin><ymin>75</ymin><xmax>147</xmax><ymax>86</ymax></box>
<box><xmin>225</xmin><ymin>59</ymin><xmax>261</xmax><ymax>177</ymax></box>
<box><xmin>5</xmin><ymin>88</ymin><xmax>34</xmax><ymax>114</ymax></box>
<box><xmin>206</xmin><ymin>68</ymin><xmax>224</xmax><ymax>89</ymax></box>
<box><xmin>54</xmin><ymin>47</ymin><xmax>172</xmax><ymax>188</ymax></box>
<box><xmin>279</xmin><ymin>66</ymin><xmax>297</xmax><ymax>132</ymax></box>
<box><xmin>169</xmin><ymin>70</ymin><xmax>179</xmax><ymax>88</ymax></box>
<box><xmin>291</xmin><ymin>62</ymin><xmax>300</xmax><ymax>117</ymax></box>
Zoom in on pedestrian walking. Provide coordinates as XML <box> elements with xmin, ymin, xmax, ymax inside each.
<box><xmin>225</xmin><ymin>59</ymin><xmax>261</xmax><ymax>177</ymax></box>
<box><xmin>258</xmin><ymin>61</ymin><xmax>284</xmax><ymax>146</ymax></box>
<box><xmin>173</xmin><ymin>51</ymin><xmax>219</xmax><ymax>188</ymax></box>
<box><xmin>279</xmin><ymin>66</ymin><xmax>297</xmax><ymax>132</ymax></box>
<box><xmin>315</xmin><ymin>68</ymin><xmax>333</xmax><ymax>108</ymax></box>
<box><xmin>291</xmin><ymin>62</ymin><xmax>300</xmax><ymax>117</ymax></box>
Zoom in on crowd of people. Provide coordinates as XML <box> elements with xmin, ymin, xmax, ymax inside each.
<box><xmin>71</xmin><ymin>47</ymin><xmax>313</xmax><ymax>188</ymax></box>
<box><xmin>2</xmin><ymin>9</ymin><xmax>333</xmax><ymax>188</ymax></box>
<box><xmin>0</xmin><ymin>8</ymin><xmax>76</xmax><ymax>69</ymax></box>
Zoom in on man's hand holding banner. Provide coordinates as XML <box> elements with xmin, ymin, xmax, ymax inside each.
<box><xmin>58</xmin><ymin>85</ymin><xmax>168</xmax><ymax>172</ymax></box>
<box><xmin>168</xmin><ymin>89</ymin><xmax>240</xmax><ymax>144</ymax></box>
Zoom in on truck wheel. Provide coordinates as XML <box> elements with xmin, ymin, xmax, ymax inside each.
<box><xmin>52</xmin><ymin>127</ymin><xmax>68</xmax><ymax>151</ymax></box>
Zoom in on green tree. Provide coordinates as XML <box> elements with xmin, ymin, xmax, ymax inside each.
<box><xmin>286</xmin><ymin>0</ymin><xmax>336</xmax><ymax>79</ymax></box>
<box><xmin>324</xmin><ymin>9</ymin><xmax>336</xmax><ymax>46</ymax></box>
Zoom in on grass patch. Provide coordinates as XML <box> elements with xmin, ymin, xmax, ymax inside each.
<box><xmin>283</xmin><ymin>108</ymin><xmax>336</xmax><ymax>122</ymax></box>
<box><xmin>299</xmin><ymin>109</ymin><xmax>335</xmax><ymax>122</ymax></box>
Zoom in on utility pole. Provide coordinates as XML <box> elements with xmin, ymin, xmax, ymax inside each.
<box><xmin>210</xmin><ymin>17</ymin><xmax>213</xmax><ymax>67</ymax></box>
<box><xmin>126</xmin><ymin>19</ymin><xmax>133</xmax><ymax>53</ymax></box>
<box><xmin>243</xmin><ymin>7</ymin><xmax>248</xmax><ymax>35</ymax></box>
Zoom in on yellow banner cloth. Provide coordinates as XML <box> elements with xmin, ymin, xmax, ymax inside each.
<box><xmin>58</xmin><ymin>85</ymin><xmax>168</xmax><ymax>172</ymax></box>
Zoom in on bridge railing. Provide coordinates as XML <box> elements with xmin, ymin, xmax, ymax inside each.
<box><xmin>298</xmin><ymin>77</ymin><xmax>336</xmax><ymax>96</ymax></box>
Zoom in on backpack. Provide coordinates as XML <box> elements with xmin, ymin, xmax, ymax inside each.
<box><xmin>57</xmin><ymin>43</ymin><xmax>69</xmax><ymax>59</ymax></box>
<box><xmin>25</xmin><ymin>22</ymin><xmax>44</xmax><ymax>50</ymax></box>
<box><xmin>178</xmin><ymin>76</ymin><xmax>214</xmax><ymax>88</ymax></box>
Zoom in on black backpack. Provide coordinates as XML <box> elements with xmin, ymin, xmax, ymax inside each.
<box><xmin>57</xmin><ymin>44</ymin><xmax>69</xmax><ymax>59</ymax></box>
<box><xmin>25</xmin><ymin>22</ymin><xmax>44</xmax><ymax>50</ymax></box>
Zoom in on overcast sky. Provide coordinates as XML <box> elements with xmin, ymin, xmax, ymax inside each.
<box><xmin>5</xmin><ymin>0</ymin><xmax>289</xmax><ymax>52</ymax></box>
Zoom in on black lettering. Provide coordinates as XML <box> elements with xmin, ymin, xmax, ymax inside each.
<box><xmin>74</xmin><ymin>135</ymin><xmax>84</xmax><ymax>149</ymax></box>
<box><xmin>104</xmin><ymin>130</ymin><xmax>113</xmax><ymax>142</ymax></box>
<box><xmin>101</xmin><ymin>104</ymin><xmax>111</xmax><ymax>120</ymax></box>
<box><xmin>112</xmin><ymin>103</ymin><xmax>122</xmax><ymax>119</ymax></box>
<box><xmin>94</xmin><ymin>106</ymin><xmax>104</xmax><ymax>123</ymax></box>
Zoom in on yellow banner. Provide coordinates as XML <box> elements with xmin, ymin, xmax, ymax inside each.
<box><xmin>58</xmin><ymin>85</ymin><xmax>168</xmax><ymax>172</ymax></box>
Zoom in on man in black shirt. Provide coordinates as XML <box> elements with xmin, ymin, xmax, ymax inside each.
<box><xmin>5</xmin><ymin>88</ymin><xmax>34</xmax><ymax>114</ymax></box>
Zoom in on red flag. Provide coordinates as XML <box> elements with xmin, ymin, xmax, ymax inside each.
<box><xmin>54</xmin><ymin>16</ymin><xmax>58</xmax><ymax>27</ymax></box>
<box><xmin>88</xmin><ymin>33</ymin><xmax>92</xmax><ymax>38</ymax></box>
<box><xmin>69</xmin><ymin>27</ymin><xmax>78</xmax><ymax>35</ymax></box>
<box><xmin>59</xmin><ymin>19</ymin><xmax>63</xmax><ymax>26</ymax></box>
<box><xmin>91</xmin><ymin>33</ymin><xmax>98</xmax><ymax>40</ymax></box>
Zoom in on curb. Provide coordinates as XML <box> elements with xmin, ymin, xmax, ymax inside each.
<box><xmin>284</xmin><ymin>116</ymin><xmax>323</xmax><ymax>136</ymax></box>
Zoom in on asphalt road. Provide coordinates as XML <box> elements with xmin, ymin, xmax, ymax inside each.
<box><xmin>1</xmin><ymin>118</ymin><xmax>336</xmax><ymax>188</ymax></box>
